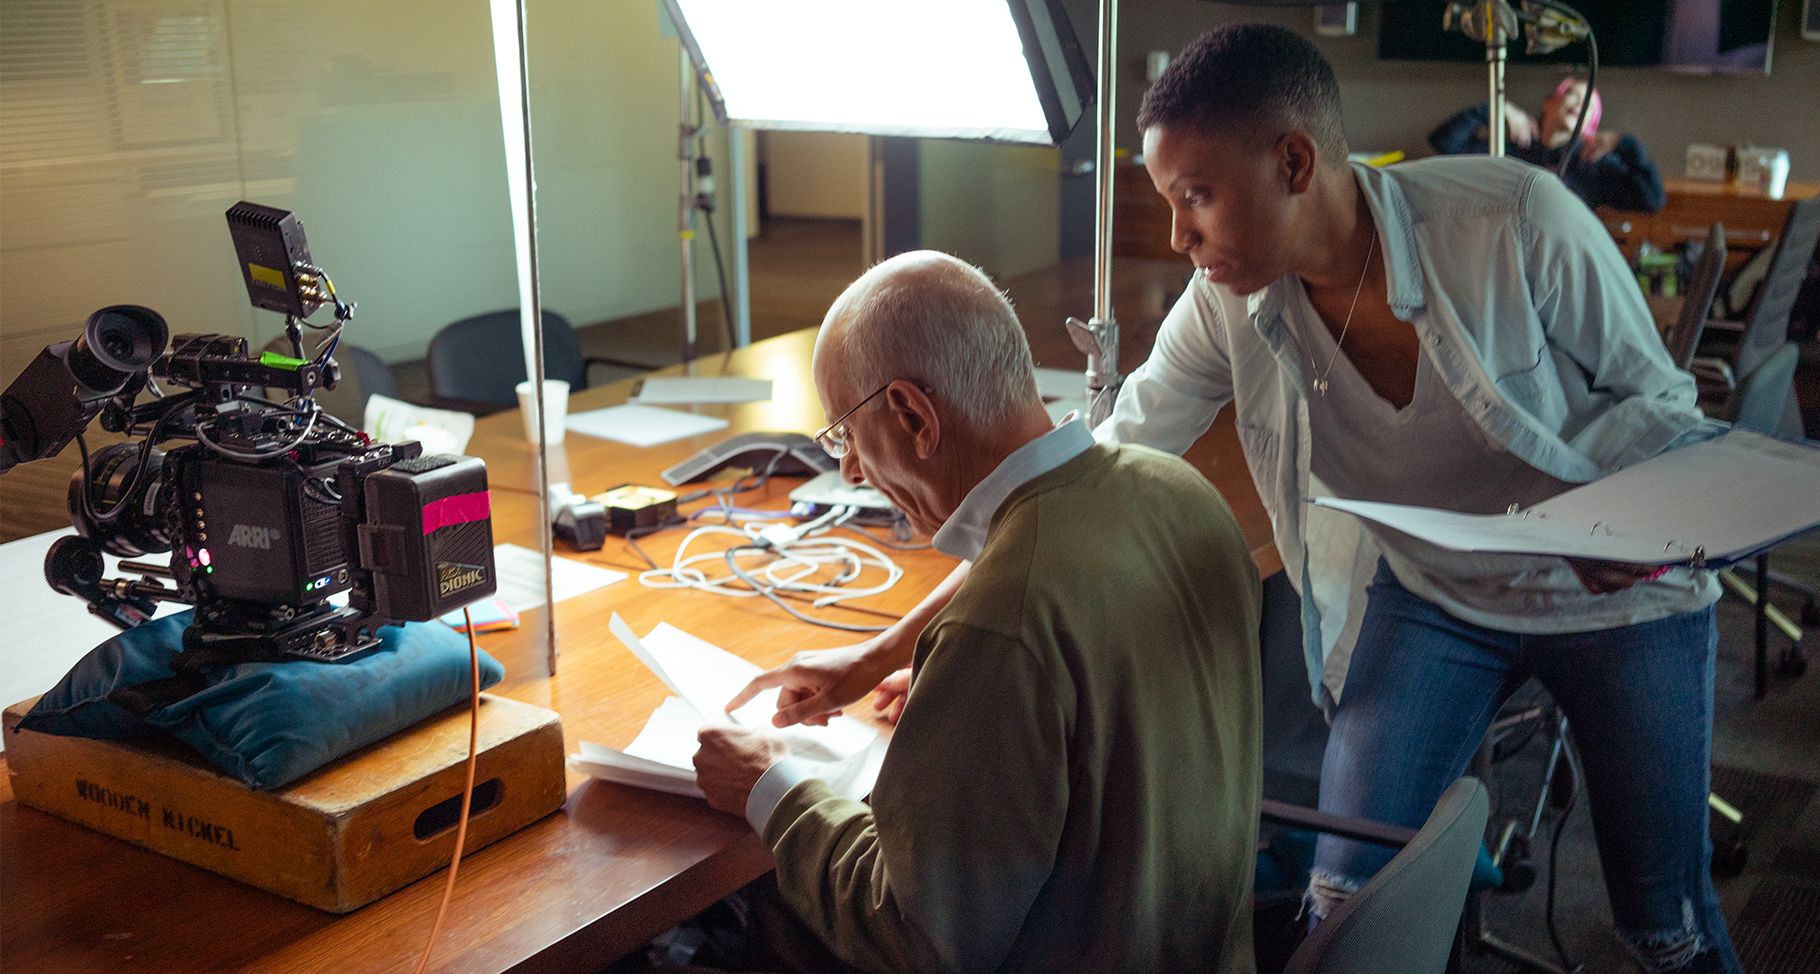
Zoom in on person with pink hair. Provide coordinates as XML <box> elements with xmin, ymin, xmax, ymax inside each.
<box><xmin>1430</xmin><ymin>76</ymin><xmax>1667</xmax><ymax>212</ymax></box>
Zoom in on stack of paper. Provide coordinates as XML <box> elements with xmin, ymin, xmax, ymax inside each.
<box><xmin>568</xmin><ymin>614</ymin><xmax>886</xmax><ymax>800</ymax></box>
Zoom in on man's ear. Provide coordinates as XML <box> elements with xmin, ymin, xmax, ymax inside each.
<box><xmin>1279</xmin><ymin>131</ymin><xmax>1320</xmax><ymax>196</ymax></box>
<box><xmin>887</xmin><ymin>381</ymin><xmax>942</xmax><ymax>460</ymax></box>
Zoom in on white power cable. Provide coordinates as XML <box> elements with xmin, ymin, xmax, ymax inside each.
<box><xmin>638</xmin><ymin>505</ymin><xmax>904</xmax><ymax>615</ymax></box>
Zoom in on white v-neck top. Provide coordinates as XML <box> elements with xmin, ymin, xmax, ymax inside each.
<box><xmin>1291</xmin><ymin>283</ymin><xmax>1713</xmax><ymax>632</ymax></box>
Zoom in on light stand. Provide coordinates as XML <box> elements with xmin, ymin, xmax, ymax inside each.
<box><xmin>1065</xmin><ymin>0</ymin><xmax>1122</xmax><ymax>427</ymax></box>
<box><xmin>678</xmin><ymin>50</ymin><xmax>700</xmax><ymax>366</ymax></box>
<box><xmin>1445</xmin><ymin>1</ymin><xmax>1594</xmax><ymax>171</ymax></box>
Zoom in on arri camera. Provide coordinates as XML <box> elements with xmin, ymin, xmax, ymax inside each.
<box><xmin>0</xmin><ymin>202</ymin><xmax>496</xmax><ymax>683</ymax></box>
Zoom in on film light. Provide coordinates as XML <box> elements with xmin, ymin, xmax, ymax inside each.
<box><xmin>662</xmin><ymin>0</ymin><xmax>1093</xmax><ymax>145</ymax></box>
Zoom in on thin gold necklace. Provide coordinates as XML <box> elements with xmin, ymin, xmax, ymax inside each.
<box><xmin>1311</xmin><ymin>230</ymin><xmax>1376</xmax><ymax>397</ymax></box>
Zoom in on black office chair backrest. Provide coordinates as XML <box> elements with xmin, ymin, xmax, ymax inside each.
<box><xmin>426</xmin><ymin>309</ymin><xmax>584</xmax><ymax>408</ymax></box>
<box><xmin>1736</xmin><ymin>195</ymin><xmax>1820</xmax><ymax>379</ymax></box>
<box><xmin>1665</xmin><ymin>223</ymin><xmax>1727</xmax><ymax>371</ymax></box>
<box><xmin>1283</xmin><ymin>778</ymin><xmax>1491</xmax><ymax>974</ymax></box>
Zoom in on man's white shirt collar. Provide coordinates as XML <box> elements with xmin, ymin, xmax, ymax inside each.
<box><xmin>931</xmin><ymin>418</ymin><xmax>1094</xmax><ymax>562</ymax></box>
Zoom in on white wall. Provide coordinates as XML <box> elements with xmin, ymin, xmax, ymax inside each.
<box><xmin>920</xmin><ymin>142</ymin><xmax>1061</xmax><ymax>281</ymax></box>
<box><xmin>763</xmin><ymin>131</ymin><xmax>868</xmax><ymax>219</ymax></box>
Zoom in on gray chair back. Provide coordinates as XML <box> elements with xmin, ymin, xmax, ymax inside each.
<box><xmin>1736</xmin><ymin>195</ymin><xmax>1820</xmax><ymax>379</ymax></box>
<box><xmin>1283</xmin><ymin>778</ymin><xmax>1491</xmax><ymax>974</ymax></box>
<box><xmin>1723</xmin><ymin>343</ymin><xmax>1801</xmax><ymax>437</ymax></box>
<box><xmin>1664</xmin><ymin>223</ymin><xmax>1726</xmax><ymax>371</ymax></box>
<box><xmin>426</xmin><ymin>310</ymin><xmax>583</xmax><ymax>408</ymax></box>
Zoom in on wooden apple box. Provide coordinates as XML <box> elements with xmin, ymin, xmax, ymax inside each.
<box><xmin>3</xmin><ymin>692</ymin><xmax>566</xmax><ymax>913</ymax></box>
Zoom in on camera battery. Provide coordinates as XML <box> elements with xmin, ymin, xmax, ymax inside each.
<box><xmin>360</xmin><ymin>454</ymin><xmax>496</xmax><ymax>620</ymax></box>
<box><xmin>591</xmin><ymin>484</ymin><xmax>678</xmax><ymax>535</ymax></box>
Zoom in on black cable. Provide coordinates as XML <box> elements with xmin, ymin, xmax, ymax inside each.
<box><xmin>723</xmin><ymin>544</ymin><xmax>891</xmax><ymax>633</ymax></box>
<box><xmin>75</xmin><ymin>394</ymin><xmax>186</xmax><ymax>526</ymax></box>
<box><xmin>1543</xmin><ymin>0</ymin><xmax>1598</xmax><ymax>181</ymax></box>
<box><xmin>701</xmin><ymin>205</ymin><xmax>738</xmax><ymax>359</ymax></box>
<box><xmin>623</xmin><ymin>515</ymin><xmax>692</xmax><ymax>571</ymax></box>
<box><xmin>1545</xmin><ymin>738</ymin><xmax>1583</xmax><ymax>972</ymax></box>
<box><xmin>694</xmin><ymin>84</ymin><xmax>737</xmax><ymax>357</ymax></box>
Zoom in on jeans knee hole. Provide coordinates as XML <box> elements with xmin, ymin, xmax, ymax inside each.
<box><xmin>1306</xmin><ymin>870</ymin><xmax>1362</xmax><ymax>920</ymax></box>
<box><xmin>1618</xmin><ymin>900</ymin><xmax>1704</xmax><ymax>974</ymax></box>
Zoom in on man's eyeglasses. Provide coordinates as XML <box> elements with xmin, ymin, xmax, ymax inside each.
<box><xmin>812</xmin><ymin>381</ymin><xmax>892</xmax><ymax>459</ymax></box>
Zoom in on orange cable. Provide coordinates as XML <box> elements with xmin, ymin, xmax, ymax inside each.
<box><xmin>412</xmin><ymin>606</ymin><xmax>481</xmax><ymax>974</ymax></box>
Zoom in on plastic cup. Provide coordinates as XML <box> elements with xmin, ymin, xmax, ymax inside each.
<box><xmin>1767</xmin><ymin>152</ymin><xmax>1790</xmax><ymax>200</ymax></box>
<box><xmin>515</xmin><ymin>378</ymin><xmax>569</xmax><ymax>446</ymax></box>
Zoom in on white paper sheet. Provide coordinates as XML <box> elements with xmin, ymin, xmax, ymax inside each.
<box><xmin>490</xmin><ymin>542</ymin><xmax>627</xmax><ymax>611</ymax></box>
<box><xmin>630</xmin><ymin>377</ymin><xmax>774</xmax><ymax>405</ymax></box>
<box><xmin>1312</xmin><ymin>430</ymin><xmax>1820</xmax><ymax>567</ymax></box>
<box><xmin>363</xmin><ymin>393</ymin><xmax>475</xmax><ymax>455</ymax></box>
<box><xmin>564</xmin><ymin>403</ymin><xmax>730</xmax><ymax>447</ymax></box>
<box><xmin>569</xmin><ymin>616</ymin><xmax>884</xmax><ymax>801</ymax></box>
<box><xmin>605</xmin><ymin>614</ymin><xmax>878</xmax><ymax>754</ymax></box>
<box><xmin>568</xmin><ymin>734</ymin><xmax>888</xmax><ymax>803</ymax></box>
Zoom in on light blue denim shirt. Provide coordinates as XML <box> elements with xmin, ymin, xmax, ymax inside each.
<box><xmin>1096</xmin><ymin>156</ymin><xmax>1722</xmax><ymax>710</ymax></box>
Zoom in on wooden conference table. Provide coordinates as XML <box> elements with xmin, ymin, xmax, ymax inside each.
<box><xmin>1</xmin><ymin>327</ymin><xmax>1275</xmax><ymax>974</ymax></box>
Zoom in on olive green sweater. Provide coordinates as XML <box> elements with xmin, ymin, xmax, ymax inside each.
<box><xmin>763</xmin><ymin>443</ymin><xmax>1263</xmax><ymax>974</ymax></box>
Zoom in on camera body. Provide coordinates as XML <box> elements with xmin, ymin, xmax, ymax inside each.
<box><xmin>4</xmin><ymin>202</ymin><xmax>497</xmax><ymax>669</ymax></box>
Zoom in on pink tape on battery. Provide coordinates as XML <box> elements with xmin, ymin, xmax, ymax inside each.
<box><xmin>422</xmin><ymin>491</ymin><xmax>491</xmax><ymax>533</ymax></box>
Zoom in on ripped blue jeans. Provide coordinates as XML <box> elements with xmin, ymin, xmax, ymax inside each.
<box><xmin>1310</xmin><ymin>563</ymin><xmax>1741</xmax><ymax>974</ymax></box>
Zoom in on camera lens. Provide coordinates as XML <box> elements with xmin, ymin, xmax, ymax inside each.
<box><xmin>43</xmin><ymin>536</ymin><xmax>108</xmax><ymax>600</ymax></box>
<box><xmin>67</xmin><ymin>305</ymin><xmax>169</xmax><ymax>396</ymax></box>
<box><xmin>70</xmin><ymin>442</ymin><xmax>172</xmax><ymax>557</ymax></box>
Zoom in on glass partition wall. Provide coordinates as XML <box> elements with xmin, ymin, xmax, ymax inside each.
<box><xmin>0</xmin><ymin>0</ymin><xmax>549</xmax><ymax>663</ymax></box>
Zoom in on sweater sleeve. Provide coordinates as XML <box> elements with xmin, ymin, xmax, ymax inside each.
<box><xmin>1585</xmin><ymin>134</ymin><xmax>1667</xmax><ymax>213</ymax></box>
<box><xmin>1429</xmin><ymin>102</ymin><xmax>1492</xmax><ymax>156</ymax></box>
<box><xmin>762</xmin><ymin>624</ymin><xmax>1069</xmax><ymax>974</ymax></box>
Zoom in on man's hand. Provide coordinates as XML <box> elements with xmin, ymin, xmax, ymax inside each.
<box><xmin>726</xmin><ymin>640</ymin><xmax>901</xmax><ymax>728</ymax></box>
<box><xmin>871</xmin><ymin>667</ymin><xmax>912</xmax><ymax>724</ymax></box>
<box><xmin>694</xmin><ymin>722</ymin><xmax>791</xmax><ymax>818</ymax></box>
<box><xmin>1566</xmin><ymin>557</ymin><xmax>1668</xmax><ymax>595</ymax></box>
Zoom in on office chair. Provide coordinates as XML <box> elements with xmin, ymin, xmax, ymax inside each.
<box><xmin>1662</xmin><ymin>222</ymin><xmax>1727</xmax><ymax>371</ymax></box>
<box><xmin>1713</xmin><ymin>342</ymin><xmax>1811</xmax><ymax>698</ymax></box>
<box><xmin>425</xmin><ymin>309</ymin><xmax>659</xmax><ymax>414</ymax></box>
<box><xmin>1690</xmin><ymin>193</ymin><xmax>1820</xmax><ymax>433</ymax></box>
<box><xmin>260</xmin><ymin>336</ymin><xmax>398</xmax><ymax>427</ymax></box>
<box><xmin>1261</xmin><ymin>778</ymin><xmax>1491</xmax><ymax>974</ymax></box>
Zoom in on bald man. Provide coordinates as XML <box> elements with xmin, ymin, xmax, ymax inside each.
<box><xmin>691</xmin><ymin>251</ymin><xmax>1263</xmax><ymax>974</ymax></box>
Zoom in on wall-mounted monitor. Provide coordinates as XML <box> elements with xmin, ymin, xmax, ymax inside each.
<box><xmin>1377</xmin><ymin>0</ymin><xmax>1776</xmax><ymax>75</ymax></box>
